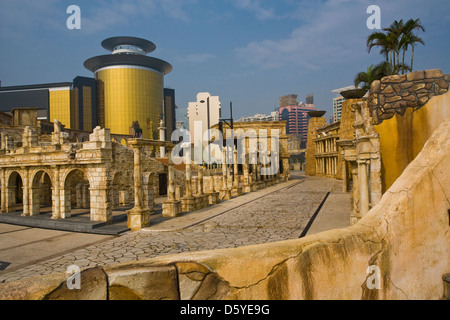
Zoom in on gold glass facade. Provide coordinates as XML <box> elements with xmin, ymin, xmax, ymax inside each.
<box><xmin>82</xmin><ymin>86</ymin><xmax>93</xmax><ymax>131</ymax></box>
<box><xmin>95</xmin><ymin>66</ymin><xmax>163</xmax><ymax>139</ymax></box>
<box><xmin>49</xmin><ymin>89</ymin><xmax>74</xmax><ymax>129</ymax></box>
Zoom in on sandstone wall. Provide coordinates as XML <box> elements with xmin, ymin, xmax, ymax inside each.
<box><xmin>369</xmin><ymin>69</ymin><xmax>450</xmax><ymax>191</ymax></box>
<box><xmin>1</xmin><ymin>116</ymin><xmax>448</xmax><ymax>300</ymax></box>
<box><xmin>305</xmin><ymin>117</ymin><xmax>326</xmax><ymax>176</ymax></box>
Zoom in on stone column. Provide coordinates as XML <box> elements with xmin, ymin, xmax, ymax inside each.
<box><xmin>220</xmin><ymin>147</ymin><xmax>231</xmax><ymax>200</ymax></box>
<box><xmin>127</xmin><ymin>144</ymin><xmax>150</xmax><ymax>230</ymax></box>
<box><xmin>60</xmin><ymin>187</ymin><xmax>72</xmax><ymax>219</ymax></box>
<box><xmin>82</xmin><ymin>183</ymin><xmax>90</xmax><ymax>208</ymax></box>
<box><xmin>159</xmin><ymin>120</ymin><xmax>166</xmax><ymax>158</ymax></box>
<box><xmin>233</xmin><ymin>148</ymin><xmax>238</xmax><ymax>188</ymax></box>
<box><xmin>89</xmin><ymin>185</ymin><xmax>111</xmax><ymax>223</ymax></box>
<box><xmin>29</xmin><ymin>186</ymin><xmax>41</xmax><ymax>216</ymax></box>
<box><xmin>358</xmin><ymin>159</ymin><xmax>370</xmax><ymax>217</ymax></box>
<box><xmin>198</xmin><ymin>167</ymin><xmax>204</xmax><ymax>195</ymax></box>
<box><xmin>21</xmin><ymin>168</ymin><xmax>29</xmax><ymax>216</ymax></box>
<box><xmin>243</xmin><ymin>152</ymin><xmax>250</xmax><ymax>192</ymax></box>
<box><xmin>342</xmin><ymin>160</ymin><xmax>348</xmax><ymax>192</ymax></box>
<box><xmin>52</xmin><ymin>166</ymin><xmax>61</xmax><ymax>219</ymax></box>
<box><xmin>168</xmin><ymin>152</ymin><xmax>176</xmax><ymax>201</ymax></box>
<box><xmin>133</xmin><ymin>146</ymin><xmax>143</xmax><ymax>208</ymax></box>
<box><xmin>6</xmin><ymin>186</ymin><xmax>16</xmax><ymax>213</ymax></box>
<box><xmin>185</xmin><ymin>155</ymin><xmax>192</xmax><ymax>198</ymax></box>
<box><xmin>1</xmin><ymin>169</ymin><xmax>5</xmax><ymax>213</ymax></box>
<box><xmin>162</xmin><ymin>147</ymin><xmax>182</xmax><ymax>217</ymax></box>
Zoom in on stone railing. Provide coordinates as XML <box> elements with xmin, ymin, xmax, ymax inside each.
<box><xmin>369</xmin><ymin>69</ymin><xmax>450</xmax><ymax>123</ymax></box>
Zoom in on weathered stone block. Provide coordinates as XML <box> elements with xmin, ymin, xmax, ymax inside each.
<box><xmin>381</xmin><ymin>85</ymin><xmax>394</xmax><ymax>94</ymax></box>
<box><xmin>385</xmin><ymin>96</ymin><xmax>402</xmax><ymax>103</ymax></box>
<box><xmin>400</xmin><ymin>82</ymin><xmax>413</xmax><ymax>90</ymax></box>
<box><xmin>411</xmin><ymin>83</ymin><xmax>426</xmax><ymax>91</ymax></box>
<box><xmin>418</xmin><ymin>96</ymin><xmax>429</xmax><ymax>105</ymax></box>
<box><xmin>406</xmin><ymin>70</ymin><xmax>425</xmax><ymax>81</ymax></box>
<box><xmin>163</xmin><ymin>200</ymin><xmax>182</xmax><ymax>217</ymax></box>
<box><xmin>106</xmin><ymin>265</ymin><xmax>179</xmax><ymax>300</ymax></box>
<box><xmin>381</xmin><ymin>74</ymin><xmax>406</xmax><ymax>83</ymax></box>
<box><xmin>126</xmin><ymin>207</ymin><xmax>151</xmax><ymax>230</ymax></box>
<box><xmin>425</xmin><ymin>69</ymin><xmax>443</xmax><ymax>79</ymax></box>
<box><xmin>436</xmin><ymin>79</ymin><xmax>449</xmax><ymax>90</ymax></box>
<box><xmin>403</xmin><ymin>95</ymin><xmax>417</xmax><ymax>102</ymax></box>
<box><xmin>370</xmin><ymin>80</ymin><xmax>381</xmax><ymax>93</ymax></box>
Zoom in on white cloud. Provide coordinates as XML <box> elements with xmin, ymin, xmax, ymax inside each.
<box><xmin>229</xmin><ymin>0</ymin><xmax>277</xmax><ymax>20</ymax></box>
<box><xmin>234</xmin><ymin>0</ymin><xmax>372</xmax><ymax>71</ymax></box>
<box><xmin>175</xmin><ymin>53</ymin><xmax>215</xmax><ymax>64</ymax></box>
<box><xmin>0</xmin><ymin>0</ymin><xmax>63</xmax><ymax>39</ymax></box>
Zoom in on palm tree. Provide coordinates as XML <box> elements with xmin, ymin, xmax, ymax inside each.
<box><xmin>367</xmin><ymin>18</ymin><xmax>425</xmax><ymax>75</ymax></box>
<box><xmin>403</xmin><ymin>18</ymin><xmax>425</xmax><ymax>71</ymax></box>
<box><xmin>383</xmin><ymin>20</ymin><xmax>404</xmax><ymax>74</ymax></box>
<box><xmin>367</xmin><ymin>32</ymin><xmax>395</xmax><ymax>74</ymax></box>
<box><xmin>354</xmin><ymin>62</ymin><xmax>390</xmax><ymax>91</ymax></box>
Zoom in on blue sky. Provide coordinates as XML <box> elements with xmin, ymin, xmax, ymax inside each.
<box><xmin>0</xmin><ymin>0</ymin><xmax>449</xmax><ymax>121</ymax></box>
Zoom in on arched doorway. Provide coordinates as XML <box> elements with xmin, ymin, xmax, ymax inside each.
<box><xmin>30</xmin><ymin>170</ymin><xmax>52</xmax><ymax>216</ymax></box>
<box><xmin>63</xmin><ymin>169</ymin><xmax>90</xmax><ymax>218</ymax></box>
<box><xmin>6</xmin><ymin>171</ymin><xmax>23</xmax><ymax>213</ymax></box>
<box><xmin>111</xmin><ymin>171</ymin><xmax>130</xmax><ymax>209</ymax></box>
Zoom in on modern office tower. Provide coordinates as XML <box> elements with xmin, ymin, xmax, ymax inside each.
<box><xmin>73</xmin><ymin>76</ymin><xmax>98</xmax><ymax>132</ymax></box>
<box><xmin>187</xmin><ymin>92</ymin><xmax>221</xmax><ymax>147</ymax></box>
<box><xmin>333</xmin><ymin>96</ymin><xmax>345</xmax><ymax>123</ymax></box>
<box><xmin>163</xmin><ymin>88</ymin><xmax>176</xmax><ymax>141</ymax></box>
<box><xmin>279</xmin><ymin>94</ymin><xmax>298</xmax><ymax>108</ymax></box>
<box><xmin>0</xmin><ymin>78</ymin><xmax>97</xmax><ymax>131</ymax></box>
<box><xmin>306</xmin><ymin>94</ymin><xmax>314</xmax><ymax>105</ymax></box>
<box><xmin>278</xmin><ymin>94</ymin><xmax>316</xmax><ymax>142</ymax></box>
<box><xmin>84</xmin><ymin>36</ymin><xmax>173</xmax><ymax>139</ymax></box>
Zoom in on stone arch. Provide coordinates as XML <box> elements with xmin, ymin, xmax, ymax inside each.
<box><xmin>29</xmin><ymin>169</ymin><xmax>53</xmax><ymax>216</ymax></box>
<box><xmin>111</xmin><ymin>171</ymin><xmax>130</xmax><ymax>209</ymax></box>
<box><xmin>6</xmin><ymin>170</ymin><xmax>23</xmax><ymax>212</ymax></box>
<box><xmin>62</xmin><ymin>168</ymin><xmax>91</xmax><ymax>219</ymax></box>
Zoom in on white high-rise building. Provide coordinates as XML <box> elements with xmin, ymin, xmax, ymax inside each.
<box><xmin>187</xmin><ymin>92</ymin><xmax>221</xmax><ymax>148</ymax></box>
<box><xmin>332</xmin><ymin>86</ymin><xmax>355</xmax><ymax>123</ymax></box>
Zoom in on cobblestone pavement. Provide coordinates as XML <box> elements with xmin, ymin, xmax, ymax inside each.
<box><xmin>0</xmin><ymin>173</ymin><xmax>339</xmax><ymax>284</ymax></box>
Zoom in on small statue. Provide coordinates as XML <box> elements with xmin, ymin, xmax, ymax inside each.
<box><xmin>54</xmin><ymin>119</ymin><xmax>62</xmax><ymax>134</ymax></box>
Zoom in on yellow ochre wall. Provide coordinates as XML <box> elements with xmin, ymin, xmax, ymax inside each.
<box><xmin>375</xmin><ymin>90</ymin><xmax>450</xmax><ymax>192</ymax></box>
<box><xmin>95</xmin><ymin>66</ymin><xmax>163</xmax><ymax>139</ymax></box>
<box><xmin>49</xmin><ymin>89</ymin><xmax>75</xmax><ymax>129</ymax></box>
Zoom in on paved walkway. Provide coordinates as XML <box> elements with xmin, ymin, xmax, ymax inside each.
<box><xmin>0</xmin><ymin>172</ymin><xmax>350</xmax><ymax>284</ymax></box>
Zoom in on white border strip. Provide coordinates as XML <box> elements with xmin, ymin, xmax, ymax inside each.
<box><xmin>95</xmin><ymin>65</ymin><xmax>162</xmax><ymax>75</ymax></box>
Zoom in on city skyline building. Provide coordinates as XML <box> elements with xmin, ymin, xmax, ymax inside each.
<box><xmin>0</xmin><ymin>77</ymin><xmax>97</xmax><ymax>131</ymax></box>
<box><xmin>237</xmin><ymin>111</ymin><xmax>279</xmax><ymax>122</ymax></box>
<box><xmin>84</xmin><ymin>36</ymin><xmax>173</xmax><ymax>139</ymax></box>
<box><xmin>332</xmin><ymin>86</ymin><xmax>355</xmax><ymax>123</ymax></box>
<box><xmin>278</xmin><ymin>94</ymin><xmax>316</xmax><ymax>142</ymax></box>
<box><xmin>187</xmin><ymin>92</ymin><xmax>221</xmax><ymax>148</ymax></box>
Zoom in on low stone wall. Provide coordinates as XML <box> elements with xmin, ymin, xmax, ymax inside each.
<box><xmin>1</xmin><ymin>118</ymin><xmax>448</xmax><ymax>300</ymax></box>
<box><xmin>369</xmin><ymin>69</ymin><xmax>450</xmax><ymax>123</ymax></box>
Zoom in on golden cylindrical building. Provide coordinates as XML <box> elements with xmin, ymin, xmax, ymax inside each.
<box><xmin>84</xmin><ymin>37</ymin><xmax>172</xmax><ymax>139</ymax></box>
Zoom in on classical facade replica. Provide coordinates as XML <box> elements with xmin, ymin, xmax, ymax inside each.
<box><xmin>307</xmin><ymin>69</ymin><xmax>450</xmax><ymax>225</ymax></box>
<box><xmin>0</xmin><ymin>112</ymin><xmax>289</xmax><ymax>232</ymax></box>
